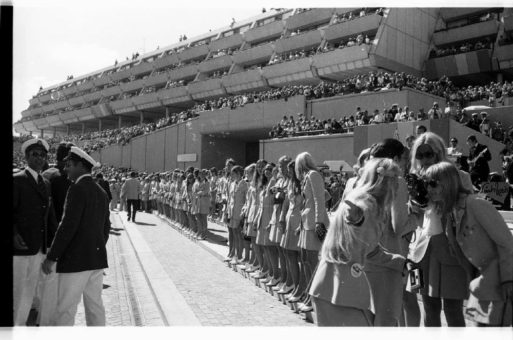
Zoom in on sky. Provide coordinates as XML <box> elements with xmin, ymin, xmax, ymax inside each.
<box><xmin>11</xmin><ymin>0</ymin><xmax>501</xmax><ymax>133</ymax></box>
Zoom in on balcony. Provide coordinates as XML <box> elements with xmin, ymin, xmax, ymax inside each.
<box><xmin>334</xmin><ymin>8</ymin><xmax>359</xmax><ymax>16</ymax></box>
<box><xmin>262</xmin><ymin>58</ymin><xmax>317</xmax><ymax>86</ymax></box>
<box><xmin>41</xmin><ymin>104</ymin><xmax>56</xmax><ymax>114</ymax></box>
<box><xmin>177</xmin><ymin>44</ymin><xmax>209</xmax><ymax>63</ymax></box>
<box><xmin>133</xmin><ymin>92</ymin><xmax>160</xmax><ymax>109</ymax></box>
<box><xmin>168</xmin><ymin>64</ymin><xmax>199</xmax><ymax>81</ymax></box>
<box><xmin>53</xmin><ymin>100</ymin><xmax>70</xmax><ymax>111</ymax></box>
<box><xmin>130</xmin><ymin>61</ymin><xmax>154</xmax><ymax>77</ymax></box>
<box><xmin>110</xmin><ymin>68</ymin><xmax>133</xmax><ymax>82</ymax></box>
<box><xmin>210</xmin><ymin>33</ymin><xmax>243</xmax><ymax>52</ymax></box>
<box><xmin>324</xmin><ymin>13</ymin><xmax>382</xmax><ymax>42</ymax></box>
<box><xmin>100</xmin><ymin>85</ymin><xmax>122</xmax><ymax>98</ymax></box>
<box><xmin>22</xmin><ymin>120</ymin><xmax>37</xmax><ymax>132</ymax></box>
<box><xmin>93</xmin><ymin>75</ymin><xmax>111</xmax><ymax>87</ymax></box>
<box><xmin>75</xmin><ymin>107</ymin><xmax>95</xmax><ymax>122</ymax></box>
<box><xmin>76</xmin><ymin>80</ymin><xmax>94</xmax><ymax>92</ymax></box>
<box><xmin>233</xmin><ymin>43</ymin><xmax>274</xmax><ymax>65</ymax></box>
<box><xmin>144</xmin><ymin>72</ymin><xmax>168</xmax><ymax>88</ymax></box>
<box><xmin>21</xmin><ymin>109</ymin><xmax>32</xmax><ymax>118</ymax></box>
<box><xmin>120</xmin><ymin>78</ymin><xmax>146</xmax><ymax>93</ymax></box>
<box><xmin>286</xmin><ymin>8</ymin><xmax>334</xmax><ymax>31</ymax></box>
<box><xmin>91</xmin><ymin>103</ymin><xmax>113</xmax><ymax>118</ymax></box>
<box><xmin>187</xmin><ymin>78</ymin><xmax>226</xmax><ymax>100</ymax></box>
<box><xmin>60</xmin><ymin>110</ymin><xmax>79</xmax><ymax>124</ymax></box>
<box><xmin>109</xmin><ymin>98</ymin><xmax>136</xmax><ymax>114</ymax></box>
<box><xmin>244</xmin><ymin>20</ymin><xmax>284</xmax><ymax>44</ymax></box>
<box><xmin>29</xmin><ymin>97</ymin><xmax>40</xmax><ymax>106</ymax></box>
<box><xmin>199</xmin><ymin>55</ymin><xmax>233</xmax><ymax>74</ymax></box>
<box><xmin>433</xmin><ymin>20</ymin><xmax>500</xmax><ymax>46</ymax></box>
<box><xmin>84</xmin><ymin>90</ymin><xmax>102</xmax><ymax>103</ymax></box>
<box><xmin>46</xmin><ymin>114</ymin><xmax>64</xmax><ymax>127</ymax></box>
<box><xmin>33</xmin><ymin>117</ymin><xmax>49</xmax><ymax>129</ymax></box>
<box><xmin>312</xmin><ymin>44</ymin><xmax>373</xmax><ymax>79</ymax></box>
<box><xmin>274</xmin><ymin>30</ymin><xmax>322</xmax><ymax>54</ymax></box>
<box><xmin>495</xmin><ymin>44</ymin><xmax>513</xmax><ymax>70</ymax></box>
<box><xmin>158</xmin><ymin>86</ymin><xmax>192</xmax><ymax>106</ymax></box>
<box><xmin>68</xmin><ymin>95</ymin><xmax>85</xmax><ymax>107</ymax></box>
<box><xmin>425</xmin><ymin>48</ymin><xmax>492</xmax><ymax>78</ymax></box>
<box><xmin>153</xmin><ymin>53</ymin><xmax>180</xmax><ymax>70</ymax></box>
<box><xmin>38</xmin><ymin>93</ymin><xmax>52</xmax><ymax>104</ymax></box>
<box><xmin>440</xmin><ymin>8</ymin><xmax>493</xmax><ymax>21</ymax></box>
<box><xmin>222</xmin><ymin>68</ymin><xmax>268</xmax><ymax>94</ymax></box>
<box><xmin>62</xmin><ymin>85</ymin><xmax>78</xmax><ymax>97</ymax></box>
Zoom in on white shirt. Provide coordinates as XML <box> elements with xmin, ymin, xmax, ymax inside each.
<box><xmin>25</xmin><ymin>166</ymin><xmax>39</xmax><ymax>182</ymax></box>
<box><xmin>75</xmin><ymin>173</ymin><xmax>92</xmax><ymax>184</ymax></box>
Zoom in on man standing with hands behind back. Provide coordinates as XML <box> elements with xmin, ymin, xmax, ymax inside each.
<box><xmin>42</xmin><ymin>146</ymin><xmax>110</xmax><ymax>326</ymax></box>
<box><xmin>13</xmin><ymin>138</ymin><xmax>57</xmax><ymax>326</ymax></box>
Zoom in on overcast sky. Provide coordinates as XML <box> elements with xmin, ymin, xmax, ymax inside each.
<box><xmin>11</xmin><ymin>0</ymin><xmax>500</xmax><ymax>132</ymax></box>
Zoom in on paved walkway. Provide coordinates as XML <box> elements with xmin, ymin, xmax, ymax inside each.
<box><xmin>119</xmin><ymin>211</ymin><xmax>309</xmax><ymax>326</ymax></box>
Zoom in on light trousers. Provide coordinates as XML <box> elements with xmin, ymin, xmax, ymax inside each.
<box><xmin>55</xmin><ymin>269</ymin><xmax>106</xmax><ymax>326</ymax></box>
<box><xmin>13</xmin><ymin>251</ymin><xmax>44</xmax><ymax>326</ymax></box>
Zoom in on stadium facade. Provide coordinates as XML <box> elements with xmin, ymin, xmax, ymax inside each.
<box><xmin>14</xmin><ymin>8</ymin><xmax>513</xmax><ymax>172</ymax></box>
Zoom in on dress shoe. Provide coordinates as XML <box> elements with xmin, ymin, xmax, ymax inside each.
<box><xmin>299</xmin><ymin>302</ymin><xmax>313</xmax><ymax>313</ymax></box>
<box><xmin>278</xmin><ymin>285</ymin><xmax>294</xmax><ymax>295</ymax></box>
<box><xmin>287</xmin><ymin>295</ymin><xmax>302</xmax><ymax>303</ymax></box>
<box><xmin>249</xmin><ymin>270</ymin><xmax>261</xmax><ymax>278</ymax></box>
<box><xmin>255</xmin><ymin>271</ymin><xmax>269</xmax><ymax>279</ymax></box>
<box><xmin>272</xmin><ymin>282</ymin><xmax>285</xmax><ymax>291</ymax></box>
<box><xmin>265</xmin><ymin>278</ymin><xmax>279</xmax><ymax>287</ymax></box>
<box><xmin>260</xmin><ymin>276</ymin><xmax>271</xmax><ymax>284</ymax></box>
<box><xmin>223</xmin><ymin>257</ymin><xmax>231</xmax><ymax>262</ymax></box>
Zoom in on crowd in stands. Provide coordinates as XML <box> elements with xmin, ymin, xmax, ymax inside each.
<box><xmin>332</xmin><ymin>7</ymin><xmax>384</xmax><ymax>24</ymax></box>
<box><xmin>209</xmin><ymin>48</ymin><xmax>235</xmax><ymax>59</ymax></box>
<box><xmin>429</xmin><ymin>38</ymin><xmax>493</xmax><ymax>58</ymax></box>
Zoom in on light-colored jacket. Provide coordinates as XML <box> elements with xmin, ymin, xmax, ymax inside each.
<box><xmin>451</xmin><ymin>194</ymin><xmax>513</xmax><ymax>301</ymax></box>
<box><xmin>121</xmin><ymin>178</ymin><xmax>141</xmax><ymax>200</ymax></box>
<box><xmin>301</xmin><ymin>170</ymin><xmax>329</xmax><ymax>230</ymax></box>
<box><xmin>229</xmin><ymin>179</ymin><xmax>248</xmax><ymax>223</ymax></box>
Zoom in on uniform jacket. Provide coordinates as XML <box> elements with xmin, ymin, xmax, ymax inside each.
<box><xmin>301</xmin><ymin>170</ymin><xmax>329</xmax><ymax>230</ymax></box>
<box><xmin>97</xmin><ymin>179</ymin><xmax>112</xmax><ymax>201</ymax></box>
<box><xmin>121</xmin><ymin>178</ymin><xmax>141</xmax><ymax>200</ymax></box>
<box><xmin>47</xmin><ymin>176</ymin><xmax>110</xmax><ymax>273</ymax></box>
<box><xmin>451</xmin><ymin>194</ymin><xmax>513</xmax><ymax>301</ymax></box>
<box><xmin>49</xmin><ymin>168</ymin><xmax>72</xmax><ymax>223</ymax></box>
<box><xmin>228</xmin><ymin>179</ymin><xmax>248</xmax><ymax>223</ymax></box>
<box><xmin>13</xmin><ymin>169</ymin><xmax>58</xmax><ymax>256</ymax></box>
<box><xmin>192</xmin><ymin>180</ymin><xmax>211</xmax><ymax>215</ymax></box>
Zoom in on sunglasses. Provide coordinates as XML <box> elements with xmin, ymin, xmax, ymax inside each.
<box><xmin>415</xmin><ymin>151</ymin><xmax>434</xmax><ymax>160</ymax></box>
<box><xmin>423</xmin><ymin>179</ymin><xmax>439</xmax><ymax>188</ymax></box>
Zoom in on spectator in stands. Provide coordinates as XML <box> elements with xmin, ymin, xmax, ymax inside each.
<box><xmin>416</xmin><ymin>125</ymin><xmax>427</xmax><ymax>137</ymax></box>
<box><xmin>427</xmin><ymin>102</ymin><xmax>442</xmax><ymax>119</ymax></box>
<box><xmin>467</xmin><ymin>135</ymin><xmax>491</xmax><ymax>188</ymax></box>
<box><xmin>466</xmin><ymin>113</ymin><xmax>482</xmax><ymax>132</ymax></box>
<box><xmin>447</xmin><ymin>137</ymin><xmax>463</xmax><ymax>160</ymax></box>
<box><xmin>479</xmin><ymin>112</ymin><xmax>491</xmax><ymax>137</ymax></box>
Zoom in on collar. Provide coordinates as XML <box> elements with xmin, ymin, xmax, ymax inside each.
<box><xmin>25</xmin><ymin>167</ymin><xmax>39</xmax><ymax>182</ymax></box>
<box><xmin>75</xmin><ymin>173</ymin><xmax>92</xmax><ymax>184</ymax></box>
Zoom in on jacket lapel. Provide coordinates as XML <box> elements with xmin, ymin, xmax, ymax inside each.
<box><xmin>25</xmin><ymin>169</ymin><xmax>48</xmax><ymax>201</ymax></box>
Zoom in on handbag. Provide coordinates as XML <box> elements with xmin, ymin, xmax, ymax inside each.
<box><xmin>315</xmin><ymin>222</ymin><xmax>327</xmax><ymax>242</ymax></box>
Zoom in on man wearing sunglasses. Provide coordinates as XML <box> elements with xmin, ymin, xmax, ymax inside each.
<box><xmin>13</xmin><ymin>138</ymin><xmax>58</xmax><ymax>326</ymax></box>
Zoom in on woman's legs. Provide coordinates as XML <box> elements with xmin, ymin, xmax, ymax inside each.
<box><xmin>442</xmin><ymin>298</ymin><xmax>465</xmax><ymax>327</ymax></box>
<box><xmin>291</xmin><ymin>248</ymin><xmax>308</xmax><ymax>299</ymax></box>
<box><xmin>302</xmin><ymin>249</ymin><xmax>319</xmax><ymax>306</ymax></box>
<box><xmin>243</xmin><ymin>235</ymin><xmax>251</xmax><ymax>262</ymax></box>
<box><xmin>227</xmin><ymin>228</ymin><xmax>234</xmax><ymax>258</ymax></box>
<box><xmin>285</xmin><ymin>249</ymin><xmax>300</xmax><ymax>289</ymax></box>
<box><xmin>278</xmin><ymin>247</ymin><xmax>288</xmax><ymax>284</ymax></box>
<box><xmin>262</xmin><ymin>246</ymin><xmax>273</xmax><ymax>277</ymax></box>
<box><xmin>250</xmin><ymin>237</ymin><xmax>259</xmax><ymax>267</ymax></box>
<box><xmin>254</xmin><ymin>244</ymin><xmax>264</xmax><ymax>271</ymax></box>
<box><xmin>402</xmin><ymin>290</ymin><xmax>421</xmax><ymax>327</ymax></box>
<box><xmin>422</xmin><ymin>295</ymin><xmax>442</xmax><ymax>327</ymax></box>
<box><xmin>267</xmin><ymin>245</ymin><xmax>281</xmax><ymax>281</ymax></box>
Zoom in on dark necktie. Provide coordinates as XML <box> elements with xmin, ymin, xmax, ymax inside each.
<box><xmin>37</xmin><ymin>174</ymin><xmax>47</xmax><ymax>195</ymax></box>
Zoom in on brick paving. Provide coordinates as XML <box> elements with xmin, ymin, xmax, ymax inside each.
<box><xmin>126</xmin><ymin>212</ymin><xmax>310</xmax><ymax>326</ymax></box>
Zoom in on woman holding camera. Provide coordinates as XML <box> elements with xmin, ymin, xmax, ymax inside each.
<box><xmin>408</xmin><ymin>132</ymin><xmax>473</xmax><ymax>326</ymax></box>
<box><xmin>295</xmin><ymin>152</ymin><xmax>330</xmax><ymax>313</ymax></box>
<box><xmin>422</xmin><ymin>161</ymin><xmax>513</xmax><ymax>326</ymax></box>
<box><xmin>309</xmin><ymin>158</ymin><xmax>407</xmax><ymax>326</ymax></box>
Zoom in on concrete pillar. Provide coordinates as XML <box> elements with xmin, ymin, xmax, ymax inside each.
<box><xmin>99</xmin><ymin>119</ymin><xmax>102</xmax><ymax>132</ymax></box>
<box><xmin>165</xmin><ymin>107</ymin><xmax>170</xmax><ymax>119</ymax></box>
<box><xmin>40</xmin><ymin>129</ymin><xmax>44</xmax><ymax>138</ymax></box>
<box><xmin>53</xmin><ymin>127</ymin><xmax>57</xmax><ymax>138</ymax></box>
<box><xmin>67</xmin><ymin>124</ymin><xmax>70</xmax><ymax>135</ymax></box>
<box><xmin>140</xmin><ymin>111</ymin><xmax>144</xmax><ymax>124</ymax></box>
<box><xmin>81</xmin><ymin>123</ymin><xmax>85</xmax><ymax>134</ymax></box>
<box><xmin>118</xmin><ymin>116</ymin><xmax>122</xmax><ymax>129</ymax></box>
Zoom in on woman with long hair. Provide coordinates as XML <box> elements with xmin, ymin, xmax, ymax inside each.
<box><xmin>169</xmin><ymin>172</ymin><xmax>177</xmax><ymax>223</ymax></box>
<box><xmin>408</xmin><ymin>132</ymin><xmax>473</xmax><ymax>326</ymax></box>
<box><xmin>241</xmin><ymin>164</ymin><xmax>256</xmax><ymax>264</ymax></box>
<box><xmin>309</xmin><ymin>158</ymin><xmax>406</xmax><ymax>326</ymax></box>
<box><xmin>251</xmin><ymin>163</ymin><xmax>275</xmax><ymax>282</ymax></box>
<box><xmin>184</xmin><ymin>173</ymin><xmax>197</xmax><ymax>237</ymax></box>
<box><xmin>420</xmin><ymin>161</ymin><xmax>513</xmax><ymax>326</ymax></box>
<box><xmin>269</xmin><ymin>155</ymin><xmax>292</xmax><ymax>292</ymax></box>
<box><xmin>193</xmin><ymin>169</ymin><xmax>211</xmax><ymax>240</ymax></box>
<box><xmin>281</xmin><ymin>160</ymin><xmax>302</xmax><ymax>299</ymax></box>
<box><xmin>228</xmin><ymin>165</ymin><xmax>248</xmax><ymax>264</ymax></box>
<box><xmin>295</xmin><ymin>152</ymin><xmax>329</xmax><ymax>313</ymax></box>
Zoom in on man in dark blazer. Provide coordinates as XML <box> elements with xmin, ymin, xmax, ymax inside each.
<box><xmin>42</xmin><ymin>146</ymin><xmax>110</xmax><ymax>326</ymax></box>
<box><xmin>467</xmin><ymin>134</ymin><xmax>491</xmax><ymax>188</ymax></box>
<box><xmin>13</xmin><ymin>138</ymin><xmax>57</xmax><ymax>325</ymax></box>
<box><xmin>95</xmin><ymin>173</ymin><xmax>112</xmax><ymax>202</ymax></box>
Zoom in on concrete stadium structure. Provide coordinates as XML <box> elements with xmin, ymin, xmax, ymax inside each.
<box><xmin>14</xmin><ymin>8</ymin><xmax>513</xmax><ymax>171</ymax></box>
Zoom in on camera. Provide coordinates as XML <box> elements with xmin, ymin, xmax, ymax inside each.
<box><xmin>409</xmin><ymin>268</ymin><xmax>423</xmax><ymax>290</ymax></box>
<box><xmin>405</xmin><ymin>173</ymin><xmax>429</xmax><ymax>208</ymax></box>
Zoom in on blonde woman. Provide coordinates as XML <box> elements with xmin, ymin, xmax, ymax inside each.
<box><xmin>228</xmin><ymin>166</ymin><xmax>248</xmax><ymax>264</ymax></box>
<box><xmin>241</xmin><ymin>164</ymin><xmax>258</xmax><ymax>268</ymax></box>
<box><xmin>421</xmin><ymin>162</ymin><xmax>513</xmax><ymax>326</ymax></box>
<box><xmin>192</xmin><ymin>169</ymin><xmax>211</xmax><ymax>240</ymax></box>
<box><xmin>295</xmin><ymin>152</ymin><xmax>329</xmax><ymax>313</ymax></box>
<box><xmin>309</xmin><ymin>158</ymin><xmax>407</xmax><ymax>326</ymax></box>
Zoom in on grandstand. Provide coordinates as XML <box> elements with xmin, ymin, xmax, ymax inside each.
<box><xmin>13</xmin><ymin>8</ymin><xmax>513</xmax><ymax>172</ymax></box>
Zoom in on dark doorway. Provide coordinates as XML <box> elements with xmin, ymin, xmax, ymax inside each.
<box><xmin>245</xmin><ymin>142</ymin><xmax>259</xmax><ymax>165</ymax></box>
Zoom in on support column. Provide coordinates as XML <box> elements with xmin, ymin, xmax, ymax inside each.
<box><xmin>118</xmin><ymin>116</ymin><xmax>122</xmax><ymax>129</ymax></box>
<box><xmin>497</xmin><ymin>73</ymin><xmax>504</xmax><ymax>83</ymax></box>
<box><xmin>99</xmin><ymin>119</ymin><xmax>102</xmax><ymax>132</ymax></box>
<box><xmin>140</xmin><ymin>111</ymin><xmax>144</xmax><ymax>124</ymax></box>
<box><xmin>67</xmin><ymin>124</ymin><xmax>70</xmax><ymax>136</ymax></box>
<box><xmin>53</xmin><ymin>127</ymin><xmax>57</xmax><ymax>138</ymax></box>
<box><xmin>81</xmin><ymin>123</ymin><xmax>85</xmax><ymax>134</ymax></box>
<box><xmin>40</xmin><ymin>129</ymin><xmax>44</xmax><ymax>138</ymax></box>
<box><xmin>165</xmin><ymin>107</ymin><xmax>170</xmax><ymax>119</ymax></box>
